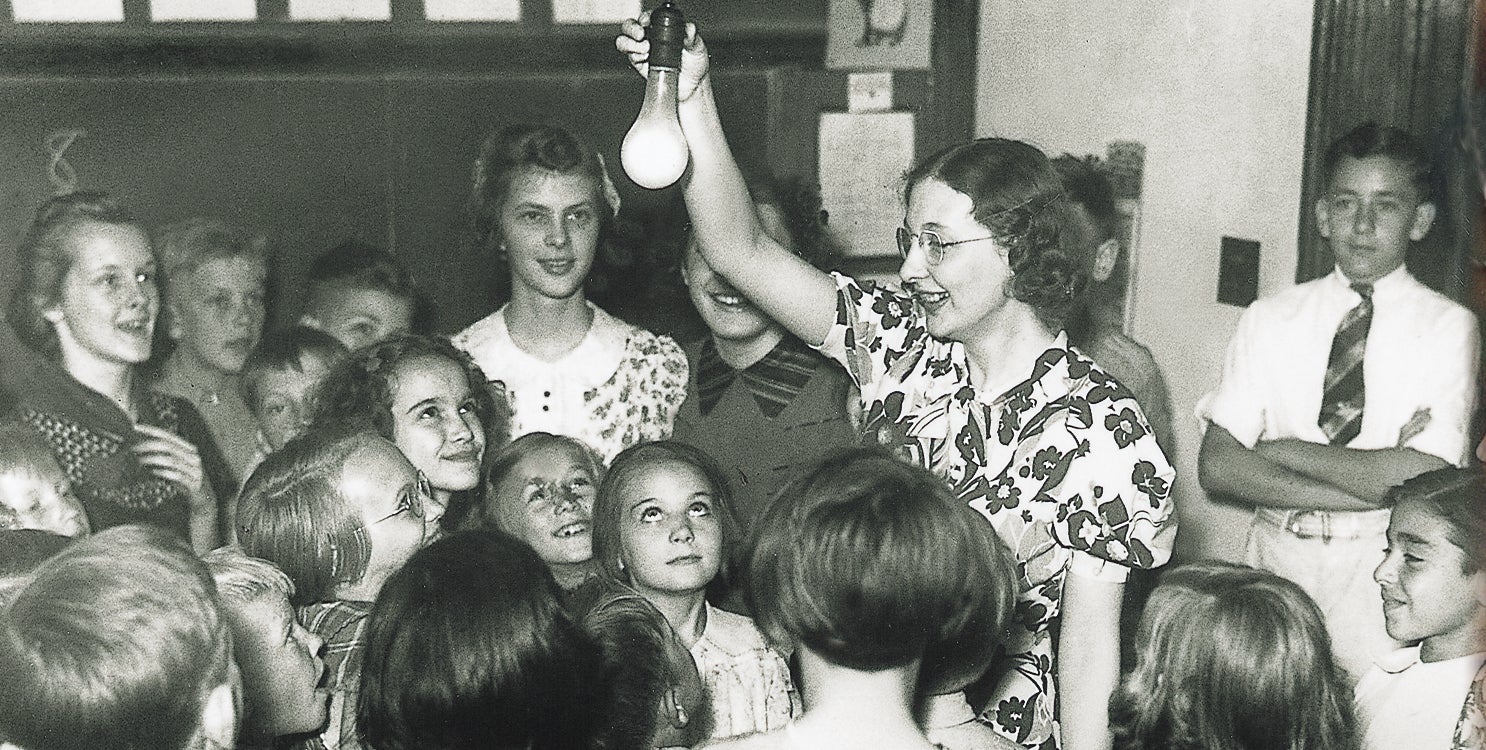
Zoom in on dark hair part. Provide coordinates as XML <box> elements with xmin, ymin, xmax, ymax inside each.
<box><xmin>357</xmin><ymin>530</ymin><xmax>607</xmax><ymax>750</ymax></box>
<box><xmin>7</xmin><ymin>191</ymin><xmax>142</xmax><ymax>358</ymax></box>
<box><xmin>0</xmin><ymin>524</ymin><xmax>231</xmax><ymax>750</ymax></box>
<box><xmin>1323</xmin><ymin>122</ymin><xmax>1434</xmax><ymax>200</ymax></box>
<box><xmin>241</xmin><ymin>325</ymin><xmax>349</xmax><ymax>407</ymax></box>
<box><xmin>1110</xmin><ymin>561</ymin><xmax>1356</xmax><ymax>750</ymax></box>
<box><xmin>304</xmin><ymin>240</ymin><xmax>433</xmax><ymax>335</ymax></box>
<box><xmin>747</xmin><ymin>448</ymin><xmax>1016</xmax><ymax>686</ymax></box>
<box><xmin>310</xmin><ymin>334</ymin><xmax>505</xmax><ymax>452</ymax></box>
<box><xmin>593</xmin><ymin>441</ymin><xmax>742</xmax><ymax>587</ymax></box>
<box><xmin>452</xmin><ymin>431</ymin><xmax>605</xmax><ymax>534</ymax></box>
<box><xmin>1386</xmin><ymin>466</ymin><xmax>1486</xmax><ymax>573</ymax></box>
<box><xmin>906</xmin><ymin>138</ymin><xmax>1085</xmax><ymax>329</ymax></box>
<box><xmin>237</xmin><ymin>429</ymin><xmax>375</xmax><ymax>604</ymax></box>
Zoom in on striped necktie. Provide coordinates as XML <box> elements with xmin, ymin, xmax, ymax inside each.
<box><xmin>1318</xmin><ymin>283</ymin><xmax>1373</xmax><ymax>446</ymax></box>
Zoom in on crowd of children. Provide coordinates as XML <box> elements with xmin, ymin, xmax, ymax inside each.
<box><xmin>0</xmin><ymin>12</ymin><xmax>1480</xmax><ymax>750</ymax></box>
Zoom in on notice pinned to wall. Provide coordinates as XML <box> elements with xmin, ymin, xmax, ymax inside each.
<box><xmin>12</xmin><ymin>0</ymin><xmax>123</xmax><ymax>22</ymax></box>
<box><xmin>151</xmin><ymin>0</ymin><xmax>256</xmax><ymax>21</ymax></box>
<box><xmin>551</xmin><ymin>0</ymin><xmax>640</xmax><ymax>24</ymax></box>
<box><xmin>818</xmin><ymin>111</ymin><xmax>914</xmax><ymax>258</ymax></box>
<box><xmin>425</xmin><ymin>0</ymin><xmax>521</xmax><ymax>22</ymax></box>
<box><xmin>288</xmin><ymin>0</ymin><xmax>390</xmax><ymax>21</ymax></box>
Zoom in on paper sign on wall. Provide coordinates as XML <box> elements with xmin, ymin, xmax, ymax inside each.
<box><xmin>151</xmin><ymin>0</ymin><xmax>256</xmax><ymax>21</ymax></box>
<box><xmin>425</xmin><ymin>0</ymin><xmax>521</xmax><ymax>22</ymax></box>
<box><xmin>288</xmin><ymin>0</ymin><xmax>390</xmax><ymax>21</ymax></box>
<box><xmin>13</xmin><ymin>0</ymin><xmax>124</xmax><ymax>22</ymax></box>
<box><xmin>551</xmin><ymin>0</ymin><xmax>641</xmax><ymax>24</ymax></box>
<box><xmin>818</xmin><ymin>111</ymin><xmax>914</xmax><ymax>258</ymax></box>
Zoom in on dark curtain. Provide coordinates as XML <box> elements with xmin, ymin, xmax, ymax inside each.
<box><xmin>1296</xmin><ymin>0</ymin><xmax>1474</xmax><ymax>301</ymax></box>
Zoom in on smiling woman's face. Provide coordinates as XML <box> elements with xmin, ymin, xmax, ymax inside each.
<box><xmin>489</xmin><ymin>444</ymin><xmax>597</xmax><ymax>567</ymax></box>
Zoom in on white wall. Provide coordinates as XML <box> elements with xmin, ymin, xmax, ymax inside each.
<box><xmin>976</xmin><ymin>0</ymin><xmax>1316</xmax><ymax>560</ymax></box>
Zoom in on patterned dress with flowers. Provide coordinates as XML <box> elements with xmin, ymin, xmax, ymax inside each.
<box><xmin>816</xmin><ymin>274</ymin><xmax>1176</xmax><ymax>750</ymax></box>
<box><xmin>454</xmin><ymin>302</ymin><xmax>689</xmax><ymax>462</ymax></box>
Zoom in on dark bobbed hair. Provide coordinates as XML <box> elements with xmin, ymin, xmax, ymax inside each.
<box><xmin>1110</xmin><ymin>561</ymin><xmax>1356</xmax><ymax>750</ymax></box>
<box><xmin>570</xmin><ymin>581</ymin><xmax>712</xmax><ymax>750</ymax></box>
<box><xmin>240</xmin><ymin>325</ymin><xmax>350</xmax><ymax>408</ymax></box>
<box><xmin>0</xmin><ymin>524</ymin><xmax>230</xmax><ymax>750</ymax></box>
<box><xmin>303</xmin><ymin>240</ymin><xmax>434</xmax><ymax>335</ymax></box>
<box><xmin>1386</xmin><ymin>465</ymin><xmax>1486</xmax><ymax>573</ymax></box>
<box><xmin>310</xmin><ymin>334</ymin><xmax>506</xmax><ymax>458</ymax></box>
<box><xmin>357</xmin><ymin>530</ymin><xmax>607</xmax><ymax>750</ymax></box>
<box><xmin>7</xmin><ymin>191</ymin><xmax>142</xmax><ymax>359</ymax></box>
<box><xmin>593</xmin><ymin>441</ymin><xmax>743</xmax><ymax>587</ymax></box>
<box><xmin>905</xmin><ymin>138</ymin><xmax>1085</xmax><ymax>330</ymax></box>
<box><xmin>746</xmin><ymin>448</ymin><xmax>1016</xmax><ymax>687</ymax></box>
<box><xmin>449</xmin><ymin>431</ymin><xmax>604</xmax><ymax>534</ymax></box>
<box><xmin>237</xmin><ymin>429</ymin><xmax>375</xmax><ymax>605</ymax></box>
<box><xmin>1051</xmin><ymin>155</ymin><xmax>1120</xmax><ymax>245</ymax></box>
<box><xmin>1322</xmin><ymin>122</ymin><xmax>1434</xmax><ymax>200</ymax></box>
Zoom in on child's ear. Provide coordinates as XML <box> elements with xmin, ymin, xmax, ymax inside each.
<box><xmin>1471</xmin><ymin>568</ymin><xmax>1486</xmax><ymax>609</ymax></box>
<box><xmin>199</xmin><ymin>679</ymin><xmax>238</xmax><ymax>750</ymax></box>
<box><xmin>1091</xmin><ymin>238</ymin><xmax>1120</xmax><ymax>283</ymax></box>
<box><xmin>1408</xmin><ymin>201</ymin><xmax>1437</xmax><ymax>242</ymax></box>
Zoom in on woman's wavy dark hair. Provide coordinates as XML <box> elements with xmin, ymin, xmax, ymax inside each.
<box><xmin>7</xmin><ymin>192</ymin><xmax>143</xmax><ymax>359</ymax></box>
<box><xmin>357</xmin><ymin>530</ymin><xmax>608</xmax><ymax>750</ymax></box>
<box><xmin>310</xmin><ymin>334</ymin><xmax>507</xmax><ymax>457</ymax></box>
<box><xmin>905</xmin><ymin>138</ymin><xmax>1086</xmax><ymax>330</ymax></box>
<box><xmin>1109</xmin><ymin>561</ymin><xmax>1357</xmax><ymax>750</ymax></box>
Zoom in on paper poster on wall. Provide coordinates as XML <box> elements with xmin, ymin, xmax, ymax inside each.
<box><xmin>425</xmin><ymin>0</ymin><xmax>520</xmax><ymax>21</ymax></box>
<box><xmin>552</xmin><ymin>0</ymin><xmax>640</xmax><ymax>24</ymax></box>
<box><xmin>818</xmin><ymin>111</ymin><xmax>914</xmax><ymax>258</ymax></box>
<box><xmin>288</xmin><ymin>0</ymin><xmax>390</xmax><ymax>21</ymax></box>
<box><xmin>151</xmin><ymin>0</ymin><xmax>256</xmax><ymax>21</ymax></box>
<box><xmin>826</xmin><ymin>0</ymin><xmax>933</xmax><ymax>71</ymax></box>
<box><xmin>12</xmin><ymin>0</ymin><xmax>124</xmax><ymax>22</ymax></box>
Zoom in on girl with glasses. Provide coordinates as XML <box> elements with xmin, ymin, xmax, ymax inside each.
<box><xmin>617</xmin><ymin>20</ymin><xmax>1177</xmax><ymax>750</ymax></box>
<box><xmin>312</xmin><ymin>335</ymin><xmax>504</xmax><ymax>541</ymax></box>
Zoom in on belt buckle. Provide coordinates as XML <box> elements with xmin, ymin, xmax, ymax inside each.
<box><xmin>1286</xmin><ymin>510</ymin><xmax>1331</xmax><ymax>541</ymax></box>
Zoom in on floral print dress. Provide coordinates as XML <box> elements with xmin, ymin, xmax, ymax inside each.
<box><xmin>454</xmin><ymin>302</ymin><xmax>689</xmax><ymax>462</ymax></box>
<box><xmin>817</xmin><ymin>274</ymin><xmax>1176</xmax><ymax>749</ymax></box>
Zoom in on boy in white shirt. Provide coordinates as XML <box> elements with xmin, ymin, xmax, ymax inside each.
<box><xmin>1355</xmin><ymin>467</ymin><xmax>1485</xmax><ymax>749</ymax></box>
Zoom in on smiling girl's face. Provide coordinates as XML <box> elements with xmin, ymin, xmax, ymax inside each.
<box><xmin>388</xmin><ymin>355</ymin><xmax>486</xmax><ymax>501</ymax></box>
<box><xmin>617</xmin><ymin>459</ymin><xmax>722</xmax><ymax>600</ymax></box>
<box><xmin>497</xmin><ymin>168</ymin><xmax>602</xmax><ymax>304</ymax></box>
<box><xmin>489</xmin><ymin>444</ymin><xmax>597</xmax><ymax>567</ymax></box>
<box><xmin>46</xmin><ymin>221</ymin><xmax>159</xmax><ymax>371</ymax></box>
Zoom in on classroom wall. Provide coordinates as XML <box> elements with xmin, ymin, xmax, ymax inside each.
<box><xmin>976</xmin><ymin>0</ymin><xmax>1316</xmax><ymax>561</ymax></box>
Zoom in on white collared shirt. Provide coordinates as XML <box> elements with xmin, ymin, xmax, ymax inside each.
<box><xmin>453</xmin><ymin>302</ymin><xmax>688</xmax><ymax>461</ymax></box>
<box><xmin>1199</xmin><ymin>265</ymin><xmax>1479</xmax><ymax>466</ymax></box>
<box><xmin>1355</xmin><ymin>645</ymin><xmax>1485</xmax><ymax>750</ymax></box>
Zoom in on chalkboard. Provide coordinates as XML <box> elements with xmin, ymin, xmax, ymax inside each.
<box><xmin>0</xmin><ymin>49</ymin><xmax>804</xmax><ymax>337</ymax></box>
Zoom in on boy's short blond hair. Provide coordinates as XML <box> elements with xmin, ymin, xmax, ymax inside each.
<box><xmin>204</xmin><ymin>545</ymin><xmax>296</xmax><ymax>608</ymax></box>
<box><xmin>0</xmin><ymin>525</ymin><xmax>232</xmax><ymax>750</ymax></box>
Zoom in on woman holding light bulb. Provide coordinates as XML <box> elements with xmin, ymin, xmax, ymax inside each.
<box><xmin>454</xmin><ymin>124</ymin><xmax>688</xmax><ymax>463</ymax></box>
<box><xmin>617</xmin><ymin>16</ymin><xmax>1177</xmax><ymax>750</ymax></box>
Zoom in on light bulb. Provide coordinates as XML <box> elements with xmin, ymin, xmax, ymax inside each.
<box><xmin>621</xmin><ymin>1</ymin><xmax>689</xmax><ymax>190</ymax></box>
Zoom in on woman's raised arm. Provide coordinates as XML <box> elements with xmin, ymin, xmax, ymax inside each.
<box><xmin>617</xmin><ymin>18</ymin><xmax>838</xmax><ymax>346</ymax></box>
